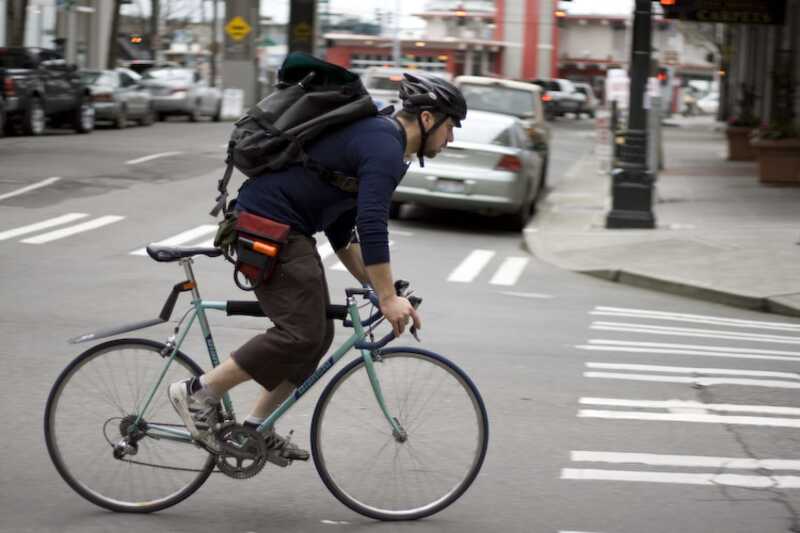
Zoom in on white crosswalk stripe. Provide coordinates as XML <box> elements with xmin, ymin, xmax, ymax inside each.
<box><xmin>21</xmin><ymin>215</ymin><xmax>125</xmax><ymax>244</ymax></box>
<box><xmin>591</xmin><ymin>321</ymin><xmax>800</xmax><ymax>345</ymax></box>
<box><xmin>578</xmin><ymin>397</ymin><xmax>800</xmax><ymax>428</ymax></box>
<box><xmin>562</xmin><ymin>451</ymin><xmax>800</xmax><ymax>489</ymax></box>
<box><xmin>447</xmin><ymin>249</ymin><xmax>495</xmax><ymax>283</ymax></box>
<box><xmin>591</xmin><ymin>306</ymin><xmax>800</xmax><ymax>332</ymax></box>
<box><xmin>584</xmin><ymin>362</ymin><xmax>800</xmax><ymax>389</ymax></box>
<box><xmin>131</xmin><ymin>225</ymin><xmax>218</xmax><ymax>255</ymax></box>
<box><xmin>489</xmin><ymin>257</ymin><xmax>529</xmax><ymax>286</ymax></box>
<box><xmin>0</xmin><ymin>213</ymin><xmax>89</xmax><ymax>241</ymax></box>
<box><xmin>576</xmin><ymin>339</ymin><xmax>800</xmax><ymax>362</ymax></box>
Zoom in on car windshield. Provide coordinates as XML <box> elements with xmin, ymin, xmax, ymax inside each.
<box><xmin>143</xmin><ymin>69</ymin><xmax>194</xmax><ymax>82</ymax></box>
<box><xmin>80</xmin><ymin>71</ymin><xmax>115</xmax><ymax>87</ymax></box>
<box><xmin>460</xmin><ymin>84</ymin><xmax>536</xmax><ymax>119</ymax></box>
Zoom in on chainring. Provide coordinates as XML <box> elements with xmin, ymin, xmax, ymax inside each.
<box><xmin>215</xmin><ymin>424</ymin><xmax>268</xmax><ymax>479</ymax></box>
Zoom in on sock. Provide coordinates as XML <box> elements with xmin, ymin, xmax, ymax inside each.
<box><xmin>243</xmin><ymin>415</ymin><xmax>266</xmax><ymax>429</ymax></box>
<box><xmin>188</xmin><ymin>375</ymin><xmax>221</xmax><ymax>404</ymax></box>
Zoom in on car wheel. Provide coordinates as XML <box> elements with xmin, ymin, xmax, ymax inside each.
<box><xmin>73</xmin><ymin>99</ymin><xmax>95</xmax><ymax>134</ymax></box>
<box><xmin>212</xmin><ymin>103</ymin><xmax>222</xmax><ymax>122</ymax></box>
<box><xmin>508</xmin><ymin>198</ymin><xmax>534</xmax><ymax>232</ymax></box>
<box><xmin>189</xmin><ymin>102</ymin><xmax>202</xmax><ymax>122</ymax></box>
<box><xmin>22</xmin><ymin>97</ymin><xmax>46</xmax><ymax>136</ymax></box>
<box><xmin>138</xmin><ymin>106</ymin><xmax>156</xmax><ymax>126</ymax></box>
<box><xmin>538</xmin><ymin>155</ymin><xmax>549</xmax><ymax>195</ymax></box>
<box><xmin>157</xmin><ymin>112</ymin><xmax>167</xmax><ymax>122</ymax></box>
<box><xmin>114</xmin><ymin>106</ymin><xmax>127</xmax><ymax>129</ymax></box>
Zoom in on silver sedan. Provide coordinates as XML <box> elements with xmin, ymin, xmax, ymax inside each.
<box><xmin>392</xmin><ymin>110</ymin><xmax>545</xmax><ymax>230</ymax></box>
<box><xmin>80</xmin><ymin>68</ymin><xmax>155</xmax><ymax>128</ymax></box>
<box><xmin>140</xmin><ymin>68</ymin><xmax>222</xmax><ymax>122</ymax></box>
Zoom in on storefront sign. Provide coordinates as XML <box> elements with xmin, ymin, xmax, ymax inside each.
<box><xmin>662</xmin><ymin>0</ymin><xmax>787</xmax><ymax>25</ymax></box>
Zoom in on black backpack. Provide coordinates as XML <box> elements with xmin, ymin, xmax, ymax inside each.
<box><xmin>211</xmin><ymin>52</ymin><xmax>385</xmax><ymax>216</ymax></box>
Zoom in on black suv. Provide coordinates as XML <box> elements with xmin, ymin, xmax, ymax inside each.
<box><xmin>0</xmin><ymin>47</ymin><xmax>94</xmax><ymax>135</ymax></box>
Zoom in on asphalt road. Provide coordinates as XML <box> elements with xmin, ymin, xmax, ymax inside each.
<box><xmin>1</xmin><ymin>117</ymin><xmax>800</xmax><ymax>533</ymax></box>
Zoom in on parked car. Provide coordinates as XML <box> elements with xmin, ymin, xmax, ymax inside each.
<box><xmin>696</xmin><ymin>92</ymin><xmax>719</xmax><ymax>115</ymax></box>
<box><xmin>573</xmin><ymin>81</ymin><xmax>598</xmax><ymax>118</ymax></box>
<box><xmin>455</xmin><ymin>75</ymin><xmax>550</xmax><ymax>187</ymax></box>
<box><xmin>529</xmin><ymin>78</ymin><xmax>585</xmax><ymax>119</ymax></box>
<box><xmin>0</xmin><ymin>47</ymin><xmax>94</xmax><ymax>135</ymax></box>
<box><xmin>80</xmin><ymin>68</ymin><xmax>155</xmax><ymax>128</ymax></box>
<box><xmin>123</xmin><ymin>59</ymin><xmax>181</xmax><ymax>76</ymax></box>
<box><xmin>362</xmin><ymin>67</ymin><xmax>452</xmax><ymax>109</ymax></box>
<box><xmin>139</xmin><ymin>68</ymin><xmax>222</xmax><ymax>122</ymax></box>
<box><xmin>392</xmin><ymin>110</ymin><xmax>545</xmax><ymax>230</ymax></box>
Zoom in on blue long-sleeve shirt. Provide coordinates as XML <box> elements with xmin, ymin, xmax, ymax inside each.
<box><xmin>236</xmin><ymin>115</ymin><xmax>407</xmax><ymax>266</ymax></box>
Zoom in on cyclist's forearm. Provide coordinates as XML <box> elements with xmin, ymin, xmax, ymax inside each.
<box><xmin>335</xmin><ymin>244</ymin><xmax>370</xmax><ymax>285</ymax></box>
<box><xmin>365</xmin><ymin>262</ymin><xmax>395</xmax><ymax>301</ymax></box>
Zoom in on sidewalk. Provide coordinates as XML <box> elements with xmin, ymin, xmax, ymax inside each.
<box><xmin>525</xmin><ymin>116</ymin><xmax>800</xmax><ymax>318</ymax></box>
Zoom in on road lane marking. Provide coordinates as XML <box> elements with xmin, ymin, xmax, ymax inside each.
<box><xmin>125</xmin><ymin>151</ymin><xmax>184</xmax><ymax>165</ymax></box>
<box><xmin>21</xmin><ymin>215</ymin><xmax>124</xmax><ymax>244</ymax></box>
<box><xmin>591</xmin><ymin>306</ymin><xmax>800</xmax><ymax>332</ymax></box>
<box><xmin>591</xmin><ymin>321</ymin><xmax>800</xmax><ymax>345</ymax></box>
<box><xmin>579</xmin><ymin>410</ymin><xmax>800</xmax><ymax>427</ymax></box>
<box><xmin>489</xmin><ymin>257</ymin><xmax>529</xmax><ymax>286</ymax></box>
<box><xmin>570</xmin><ymin>451</ymin><xmax>800</xmax><ymax>470</ymax></box>
<box><xmin>0</xmin><ymin>213</ymin><xmax>88</xmax><ymax>241</ymax></box>
<box><xmin>499</xmin><ymin>291</ymin><xmax>553</xmax><ymax>299</ymax></box>
<box><xmin>561</xmin><ymin>469</ymin><xmax>800</xmax><ymax>488</ymax></box>
<box><xmin>131</xmin><ymin>225</ymin><xmax>218</xmax><ymax>255</ymax></box>
<box><xmin>579</xmin><ymin>397</ymin><xmax>800</xmax><ymax>415</ymax></box>
<box><xmin>0</xmin><ymin>177</ymin><xmax>61</xmax><ymax>201</ymax></box>
<box><xmin>576</xmin><ymin>343</ymin><xmax>800</xmax><ymax>362</ymax></box>
<box><xmin>584</xmin><ymin>372</ymin><xmax>800</xmax><ymax>389</ymax></box>
<box><xmin>586</xmin><ymin>362</ymin><xmax>800</xmax><ymax>379</ymax></box>
<box><xmin>585</xmin><ymin>339</ymin><xmax>800</xmax><ymax>357</ymax></box>
<box><xmin>389</xmin><ymin>229</ymin><xmax>414</xmax><ymax>237</ymax></box>
<box><xmin>447</xmin><ymin>249</ymin><xmax>495</xmax><ymax>283</ymax></box>
<box><xmin>317</xmin><ymin>242</ymin><xmax>335</xmax><ymax>261</ymax></box>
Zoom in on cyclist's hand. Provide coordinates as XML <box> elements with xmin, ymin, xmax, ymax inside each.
<box><xmin>379</xmin><ymin>295</ymin><xmax>421</xmax><ymax>337</ymax></box>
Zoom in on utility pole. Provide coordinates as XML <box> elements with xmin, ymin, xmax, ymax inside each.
<box><xmin>210</xmin><ymin>0</ymin><xmax>218</xmax><ymax>86</ymax></box>
<box><xmin>606</xmin><ymin>0</ymin><xmax>656</xmax><ymax>229</ymax></box>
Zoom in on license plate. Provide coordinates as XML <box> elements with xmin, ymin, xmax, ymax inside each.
<box><xmin>434</xmin><ymin>178</ymin><xmax>466</xmax><ymax>194</ymax></box>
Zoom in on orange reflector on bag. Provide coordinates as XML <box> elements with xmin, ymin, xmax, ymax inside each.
<box><xmin>182</xmin><ymin>281</ymin><xmax>196</xmax><ymax>290</ymax></box>
<box><xmin>253</xmin><ymin>241</ymin><xmax>279</xmax><ymax>257</ymax></box>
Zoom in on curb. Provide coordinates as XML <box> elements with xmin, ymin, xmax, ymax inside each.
<box><xmin>523</xmin><ymin>228</ymin><xmax>800</xmax><ymax>320</ymax></box>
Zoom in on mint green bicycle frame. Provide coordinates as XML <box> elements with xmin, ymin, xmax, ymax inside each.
<box><xmin>137</xmin><ymin>257</ymin><xmax>403</xmax><ymax>443</ymax></box>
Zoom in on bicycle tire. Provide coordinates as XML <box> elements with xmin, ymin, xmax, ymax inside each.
<box><xmin>310</xmin><ymin>347</ymin><xmax>489</xmax><ymax>521</ymax></box>
<box><xmin>44</xmin><ymin>338</ymin><xmax>216</xmax><ymax>513</ymax></box>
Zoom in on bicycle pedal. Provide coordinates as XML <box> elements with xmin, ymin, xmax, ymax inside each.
<box><xmin>266</xmin><ymin>451</ymin><xmax>291</xmax><ymax>468</ymax></box>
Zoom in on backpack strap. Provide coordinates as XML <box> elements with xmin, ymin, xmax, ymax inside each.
<box><xmin>300</xmin><ymin>153</ymin><xmax>359</xmax><ymax>193</ymax></box>
<box><xmin>210</xmin><ymin>141</ymin><xmax>237</xmax><ymax>217</ymax></box>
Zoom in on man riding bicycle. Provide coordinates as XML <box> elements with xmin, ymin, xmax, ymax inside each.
<box><xmin>168</xmin><ymin>72</ymin><xmax>468</xmax><ymax>463</ymax></box>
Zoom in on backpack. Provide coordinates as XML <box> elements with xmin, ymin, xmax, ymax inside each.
<box><xmin>210</xmin><ymin>52</ymin><xmax>385</xmax><ymax>216</ymax></box>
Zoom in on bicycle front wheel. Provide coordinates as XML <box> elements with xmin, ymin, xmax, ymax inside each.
<box><xmin>44</xmin><ymin>338</ymin><xmax>216</xmax><ymax>513</ymax></box>
<box><xmin>310</xmin><ymin>348</ymin><xmax>489</xmax><ymax>521</ymax></box>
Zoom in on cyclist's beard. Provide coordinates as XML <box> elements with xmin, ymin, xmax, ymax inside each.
<box><xmin>423</xmin><ymin>136</ymin><xmax>447</xmax><ymax>159</ymax></box>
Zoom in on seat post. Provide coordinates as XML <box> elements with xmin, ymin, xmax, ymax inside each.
<box><xmin>179</xmin><ymin>258</ymin><xmax>202</xmax><ymax>301</ymax></box>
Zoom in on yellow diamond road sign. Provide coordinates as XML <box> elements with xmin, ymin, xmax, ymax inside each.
<box><xmin>225</xmin><ymin>16</ymin><xmax>252</xmax><ymax>42</ymax></box>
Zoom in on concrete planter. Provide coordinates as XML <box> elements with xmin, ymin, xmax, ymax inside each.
<box><xmin>751</xmin><ymin>138</ymin><xmax>800</xmax><ymax>184</ymax></box>
<box><xmin>725</xmin><ymin>126</ymin><xmax>756</xmax><ymax>161</ymax></box>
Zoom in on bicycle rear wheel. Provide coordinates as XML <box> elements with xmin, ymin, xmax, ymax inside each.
<box><xmin>44</xmin><ymin>338</ymin><xmax>216</xmax><ymax>513</ymax></box>
<box><xmin>310</xmin><ymin>348</ymin><xmax>489</xmax><ymax>521</ymax></box>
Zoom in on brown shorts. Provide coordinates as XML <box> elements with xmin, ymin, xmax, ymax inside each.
<box><xmin>231</xmin><ymin>232</ymin><xmax>335</xmax><ymax>391</ymax></box>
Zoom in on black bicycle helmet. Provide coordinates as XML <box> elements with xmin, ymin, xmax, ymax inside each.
<box><xmin>399</xmin><ymin>72</ymin><xmax>468</xmax><ymax>167</ymax></box>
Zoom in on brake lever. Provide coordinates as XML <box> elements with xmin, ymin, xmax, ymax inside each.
<box><xmin>410</xmin><ymin>326</ymin><xmax>421</xmax><ymax>342</ymax></box>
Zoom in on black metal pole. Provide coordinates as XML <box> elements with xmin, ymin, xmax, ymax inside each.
<box><xmin>605</xmin><ymin>0</ymin><xmax>656</xmax><ymax>229</ymax></box>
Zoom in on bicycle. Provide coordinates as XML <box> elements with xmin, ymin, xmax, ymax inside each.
<box><xmin>44</xmin><ymin>244</ymin><xmax>489</xmax><ymax>521</ymax></box>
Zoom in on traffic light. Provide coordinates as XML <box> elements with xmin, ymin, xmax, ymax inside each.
<box><xmin>657</xmin><ymin>67</ymin><xmax>669</xmax><ymax>86</ymax></box>
<box><xmin>130</xmin><ymin>35</ymin><xmax>143</xmax><ymax>44</ymax></box>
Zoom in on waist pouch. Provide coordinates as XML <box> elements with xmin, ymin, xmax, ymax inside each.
<box><xmin>229</xmin><ymin>211</ymin><xmax>290</xmax><ymax>291</ymax></box>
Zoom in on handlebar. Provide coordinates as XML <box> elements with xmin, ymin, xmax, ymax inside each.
<box><xmin>347</xmin><ymin>280</ymin><xmax>423</xmax><ymax>350</ymax></box>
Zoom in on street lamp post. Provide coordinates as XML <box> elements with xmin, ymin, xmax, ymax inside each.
<box><xmin>605</xmin><ymin>0</ymin><xmax>656</xmax><ymax>229</ymax></box>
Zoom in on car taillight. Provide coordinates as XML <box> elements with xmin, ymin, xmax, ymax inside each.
<box><xmin>3</xmin><ymin>77</ymin><xmax>15</xmax><ymax>97</ymax></box>
<box><xmin>92</xmin><ymin>93</ymin><xmax>113</xmax><ymax>102</ymax></box>
<box><xmin>541</xmin><ymin>93</ymin><xmax>552</xmax><ymax>102</ymax></box>
<box><xmin>170</xmin><ymin>87</ymin><xmax>188</xmax><ymax>94</ymax></box>
<box><xmin>496</xmin><ymin>155</ymin><xmax>522</xmax><ymax>172</ymax></box>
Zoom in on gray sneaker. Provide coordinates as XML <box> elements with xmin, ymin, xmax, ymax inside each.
<box><xmin>168</xmin><ymin>379</ymin><xmax>221</xmax><ymax>453</ymax></box>
<box><xmin>264</xmin><ymin>428</ymin><xmax>310</xmax><ymax>466</ymax></box>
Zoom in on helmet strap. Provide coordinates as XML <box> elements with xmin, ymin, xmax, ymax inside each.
<box><xmin>416</xmin><ymin>112</ymin><xmax>449</xmax><ymax>169</ymax></box>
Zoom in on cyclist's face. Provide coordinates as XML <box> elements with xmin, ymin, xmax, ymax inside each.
<box><xmin>422</xmin><ymin>113</ymin><xmax>455</xmax><ymax>159</ymax></box>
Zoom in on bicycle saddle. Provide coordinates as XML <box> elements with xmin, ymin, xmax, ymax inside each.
<box><xmin>146</xmin><ymin>245</ymin><xmax>223</xmax><ymax>262</ymax></box>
